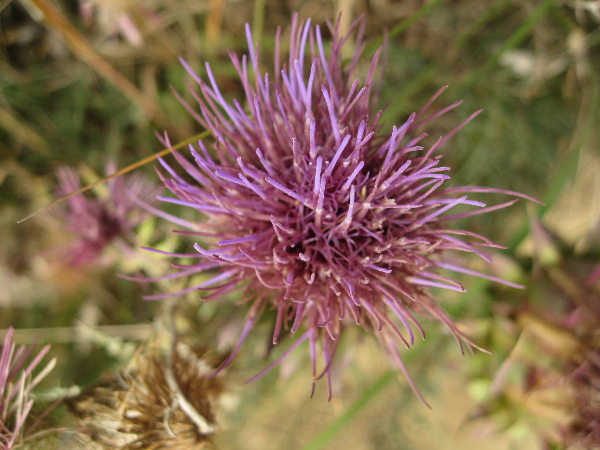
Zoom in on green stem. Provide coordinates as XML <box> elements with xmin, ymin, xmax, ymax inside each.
<box><xmin>299</xmin><ymin>337</ymin><xmax>449</xmax><ymax>450</ymax></box>
<box><xmin>252</xmin><ymin>0</ymin><xmax>267</xmax><ymax>45</ymax></box>
<box><xmin>298</xmin><ymin>370</ymin><xmax>396</xmax><ymax>450</ymax></box>
<box><xmin>453</xmin><ymin>0</ymin><xmax>511</xmax><ymax>52</ymax></box>
<box><xmin>364</xmin><ymin>0</ymin><xmax>445</xmax><ymax>54</ymax></box>
<box><xmin>483</xmin><ymin>0</ymin><xmax>555</xmax><ymax>73</ymax></box>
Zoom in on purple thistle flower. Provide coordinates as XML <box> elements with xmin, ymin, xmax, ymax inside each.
<box><xmin>54</xmin><ymin>161</ymin><xmax>158</xmax><ymax>266</ymax></box>
<box><xmin>1</xmin><ymin>327</ymin><xmax>55</xmax><ymax>450</ymax></box>
<box><xmin>135</xmin><ymin>15</ymin><xmax>541</xmax><ymax>402</ymax></box>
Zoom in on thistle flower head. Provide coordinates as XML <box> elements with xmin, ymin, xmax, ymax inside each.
<box><xmin>1</xmin><ymin>327</ymin><xmax>55</xmax><ymax>450</ymax></box>
<box><xmin>138</xmin><ymin>14</ymin><xmax>540</xmax><ymax>401</ymax></box>
<box><xmin>55</xmin><ymin>161</ymin><xmax>158</xmax><ymax>266</ymax></box>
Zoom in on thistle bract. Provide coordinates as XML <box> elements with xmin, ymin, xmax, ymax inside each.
<box><xmin>137</xmin><ymin>15</ymin><xmax>539</xmax><ymax>401</ymax></box>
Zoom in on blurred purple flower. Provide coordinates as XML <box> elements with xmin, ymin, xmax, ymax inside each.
<box><xmin>54</xmin><ymin>161</ymin><xmax>158</xmax><ymax>266</ymax></box>
<box><xmin>134</xmin><ymin>15</ymin><xmax>541</xmax><ymax>401</ymax></box>
<box><xmin>0</xmin><ymin>327</ymin><xmax>55</xmax><ymax>450</ymax></box>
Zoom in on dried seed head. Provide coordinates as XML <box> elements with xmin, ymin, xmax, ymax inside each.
<box><xmin>70</xmin><ymin>343</ymin><xmax>222</xmax><ymax>450</ymax></box>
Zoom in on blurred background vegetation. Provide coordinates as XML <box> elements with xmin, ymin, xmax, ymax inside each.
<box><xmin>1</xmin><ymin>0</ymin><xmax>599</xmax><ymax>448</ymax></box>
